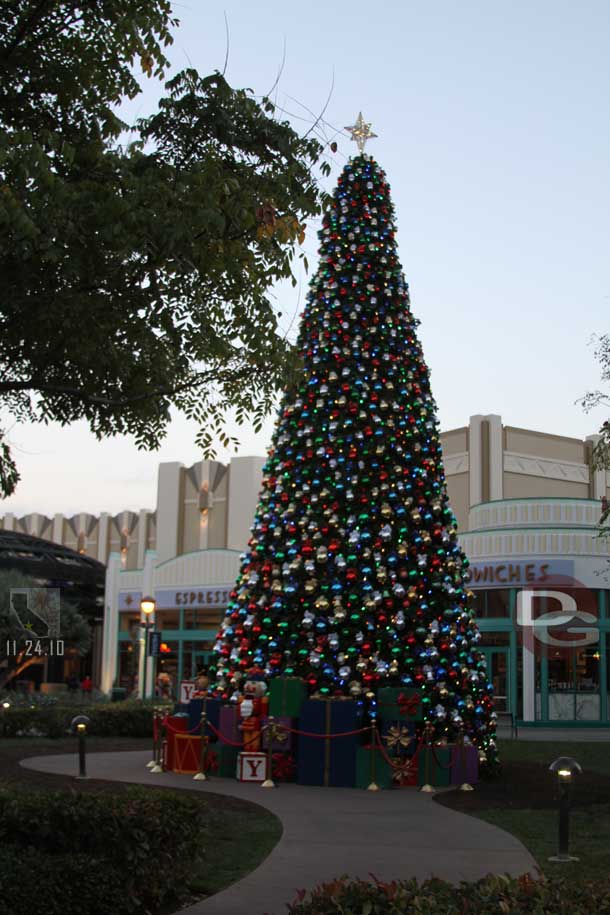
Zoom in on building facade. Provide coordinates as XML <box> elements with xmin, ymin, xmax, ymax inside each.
<box><xmin>2</xmin><ymin>415</ymin><xmax>609</xmax><ymax>725</ymax></box>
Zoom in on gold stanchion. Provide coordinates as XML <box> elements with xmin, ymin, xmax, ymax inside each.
<box><xmin>367</xmin><ymin>720</ymin><xmax>380</xmax><ymax>791</ymax></box>
<box><xmin>147</xmin><ymin>708</ymin><xmax>158</xmax><ymax>768</ymax></box>
<box><xmin>419</xmin><ymin>722</ymin><xmax>435</xmax><ymax>794</ymax></box>
<box><xmin>458</xmin><ymin>726</ymin><xmax>474</xmax><ymax>792</ymax></box>
<box><xmin>193</xmin><ymin>710</ymin><xmax>208</xmax><ymax>780</ymax></box>
<box><xmin>150</xmin><ymin>707</ymin><xmax>164</xmax><ymax>773</ymax></box>
<box><xmin>261</xmin><ymin>716</ymin><xmax>277</xmax><ymax>788</ymax></box>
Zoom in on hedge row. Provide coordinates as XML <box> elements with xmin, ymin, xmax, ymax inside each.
<box><xmin>1</xmin><ymin>700</ymin><xmax>158</xmax><ymax>738</ymax></box>
<box><xmin>287</xmin><ymin>875</ymin><xmax>610</xmax><ymax>915</ymax></box>
<box><xmin>0</xmin><ymin>786</ymin><xmax>206</xmax><ymax>915</ymax></box>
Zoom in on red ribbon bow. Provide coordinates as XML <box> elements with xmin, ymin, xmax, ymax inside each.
<box><xmin>204</xmin><ymin>749</ymin><xmax>220</xmax><ymax>773</ymax></box>
<box><xmin>397</xmin><ymin>693</ymin><xmax>420</xmax><ymax>717</ymax></box>
<box><xmin>271</xmin><ymin>752</ymin><xmax>296</xmax><ymax>780</ymax></box>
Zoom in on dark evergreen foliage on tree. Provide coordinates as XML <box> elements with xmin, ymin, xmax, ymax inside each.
<box><xmin>212</xmin><ymin>154</ymin><xmax>496</xmax><ymax>762</ymax></box>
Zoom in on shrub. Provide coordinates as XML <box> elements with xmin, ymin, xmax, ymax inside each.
<box><xmin>1</xmin><ymin>699</ymin><xmax>162</xmax><ymax>738</ymax></box>
<box><xmin>287</xmin><ymin>874</ymin><xmax>610</xmax><ymax>915</ymax></box>
<box><xmin>0</xmin><ymin>786</ymin><xmax>206</xmax><ymax>914</ymax></box>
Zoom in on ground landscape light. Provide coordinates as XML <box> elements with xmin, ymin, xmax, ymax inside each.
<box><xmin>548</xmin><ymin>756</ymin><xmax>582</xmax><ymax>862</ymax></box>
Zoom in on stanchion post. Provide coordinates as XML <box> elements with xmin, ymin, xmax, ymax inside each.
<box><xmin>261</xmin><ymin>716</ymin><xmax>276</xmax><ymax>788</ymax></box>
<box><xmin>193</xmin><ymin>711</ymin><xmax>209</xmax><ymax>780</ymax></box>
<box><xmin>458</xmin><ymin>725</ymin><xmax>474</xmax><ymax>792</ymax></box>
<box><xmin>367</xmin><ymin>720</ymin><xmax>380</xmax><ymax>792</ymax></box>
<box><xmin>150</xmin><ymin>706</ymin><xmax>164</xmax><ymax>773</ymax></box>
<box><xmin>419</xmin><ymin>722</ymin><xmax>435</xmax><ymax>794</ymax></box>
<box><xmin>147</xmin><ymin>708</ymin><xmax>158</xmax><ymax>769</ymax></box>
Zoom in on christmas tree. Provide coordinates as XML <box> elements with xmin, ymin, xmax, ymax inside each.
<box><xmin>212</xmin><ymin>116</ymin><xmax>496</xmax><ymax>764</ymax></box>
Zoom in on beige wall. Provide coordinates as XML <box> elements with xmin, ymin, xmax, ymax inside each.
<box><xmin>1</xmin><ymin>416</ymin><xmax>606</xmax><ymax>564</ymax></box>
<box><xmin>503</xmin><ymin>472</ymin><xmax>590</xmax><ymax>500</ymax></box>
<box><xmin>445</xmin><ymin>472</ymin><xmax>469</xmax><ymax>533</ymax></box>
<box><xmin>505</xmin><ymin>426</ymin><xmax>587</xmax><ymax>464</ymax></box>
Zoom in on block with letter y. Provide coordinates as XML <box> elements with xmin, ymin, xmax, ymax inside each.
<box><xmin>237</xmin><ymin>751</ymin><xmax>268</xmax><ymax>782</ymax></box>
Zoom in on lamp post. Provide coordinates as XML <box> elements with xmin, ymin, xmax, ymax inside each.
<box><xmin>140</xmin><ymin>596</ymin><xmax>156</xmax><ymax>701</ymax></box>
<box><xmin>1</xmin><ymin>700</ymin><xmax>10</xmax><ymax>737</ymax></box>
<box><xmin>548</xmin><ymin>756</ymin><xmax>582</xmax><ymax>862</ymax></box>
<box><xmin>72</xmin><ymin>714</ymin><xmax>91</xmax><ymax>779</ymax></box>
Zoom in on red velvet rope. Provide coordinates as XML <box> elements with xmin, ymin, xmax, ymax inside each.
<box><xmin>429</xmin><ymin>743</ymin><xmax>457</xmax><ymax>770</ymax></box>
<box><xmin>206</xmin><ymin>720</ymin><xmax>262</xmax><ymax>748</ymax></box>
<box><xmin>285</xmin><ymin>725</ymin><xmax>370</xmax><ymax>739</ymax></box>
<box><xmin>163</xmin><ymin>717</ymin><xmax>205</xmax><ymax>736</ymax></box>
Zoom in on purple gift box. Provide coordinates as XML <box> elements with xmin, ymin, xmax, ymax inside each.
<box><xmin>261</xmin><ymin>716</ymin><xmax>295</xmax><ymax>752</ymax></box>
<box><xmin>450</xmin><ymin>744</ymin><xmax>479</xmax><ymax>785</ymax></box>
<box><xmin>219</xmin><ymin>705</ymin><xmax>242</xmax><ymax>747</ymax></box>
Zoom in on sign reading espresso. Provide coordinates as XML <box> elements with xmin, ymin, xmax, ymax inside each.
<box><xmin>155</xmin><ymin>587</ymin><xmax>232</xmax><ymax>610</ymax></box>
<box><xmin>468</xmin><ymin>560</ymin><xmax>574</xmax><ymax>588</ymax></box>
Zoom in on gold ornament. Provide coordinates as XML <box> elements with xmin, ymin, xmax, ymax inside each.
<box><xmin>384</xmin><ymin>725</ymin><xmax>414</xmax><ymax>750</ymax></box>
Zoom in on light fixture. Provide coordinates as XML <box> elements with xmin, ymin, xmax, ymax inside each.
<box><xmin>140</xmin><ymin>596</ymin><xmax>156</xmax><ymax>616</ymax></box>
<box><xmin>198</xmin><ymin>482</ymin><xmax>212</xmax><ymax>517</ymax></box>
<box><xmin>548</xmin><ymin>756</ymin><xmax>582</xmax><ymax>862</ymax></box>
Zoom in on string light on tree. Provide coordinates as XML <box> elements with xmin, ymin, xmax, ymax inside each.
<box><xmin>211</xmin><ymin>119</ymin><xmax>496</xmax><ymax>766</ymax></box>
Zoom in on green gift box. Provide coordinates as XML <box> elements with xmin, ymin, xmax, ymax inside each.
<box><xmin>217</xmin><ymin>744</ymin><xmax>239</xmax><ymax>778</ymax></box>
<box><xmin>417</xmin><ymin>745</ymin><xmax>453</xmax><ymax>787</ymax></box>
<box><xmin>269</xmin><ymin>676</ymin><xmax>307</xmax><ymax>717</ymax></box>
<box><xmin>356</xmin><ymin>746</ymin><xmax>393</xmax><ymax>790</ymax></box>
<box><xmin>377</xmin><ymin>687</ymin><xmax>423</xmax><ymax>722</ymax></box>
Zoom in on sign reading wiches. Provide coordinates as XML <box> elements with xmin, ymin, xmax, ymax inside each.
<box><xmin>467</xmin><ymin>560</ymin><xmax>574</xmax><ymax>589</ymax></box>
<box><xmin>118</xmin><ymin>586</ymin><xmax>233</xmax><ymax>611</ymax></box>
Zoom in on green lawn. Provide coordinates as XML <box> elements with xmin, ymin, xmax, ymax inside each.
<box><xmin>497</xmin><ymin>738</ymin><xmax>610</xmax><ymax>776</ymax></box>
<box><xmin>478</xmin><ymin>739</ymin><xmax>610</xmax><ymax>881</ymax></box>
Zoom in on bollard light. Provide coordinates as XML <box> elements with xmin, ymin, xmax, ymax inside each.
<box><xmin>548</xmin><ymin>756</ymin><xmax>582</xmax><ymax>863</ymax></box>
<box><xmin>71</xmin><ymin>714</ymin><xmax>91</xmax><ymax>780</ymax></box>
<box><xmin>2</xmin><ymin>700</ymin><xmax>10</xmax><ymax>709</ymax></box>
<box><xmin>1</xmin><ymin>699</ymin><xmax>10</xmax><ymax>738</ymax></box>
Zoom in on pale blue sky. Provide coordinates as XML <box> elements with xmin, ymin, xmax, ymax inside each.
<box><xmin>3</xmin><ymin>0</ymin><xmax>609</xmax><ymax>516</ymax></box>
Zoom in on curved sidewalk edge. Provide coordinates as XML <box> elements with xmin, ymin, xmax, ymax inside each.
<box><xmin>21</xmin><ymin>751</ymin><xmax>537</xmax><ymax>915</ymax></box>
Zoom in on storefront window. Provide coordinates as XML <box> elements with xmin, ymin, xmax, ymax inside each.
<box><xmin>473</xmin><ymin>590</ymin><xmax>510</xmax><ymax>618</ymax></box>
<box><xmin>155</xmin><ymin>609</ymin><xmax>180</xmax><ymax>630</ymax></box>
<box><xmin>478</xmin><ymin>630</ymin><xmax>510</xmax><ymax>647</ymax></box>
<box><xmin>548</xmin><ymin>646</ymin><xmax>600</xmax><ymax>721</ymax></box>
<box><xmin>118</xmin><ymin>641</ymin><xmax>137</xmax><ymax>694</ymax></box>
<box><xmin>118</xmin><ymin>613</ymin><xmax>140</xmax><ymax>633</ymax></box>
<box><xmin>182</xmin><ymin>641</ymin><xmax>214</xmax><ymax>680</ymax></box>
<box><xmin>183</xmin><ymin>607</ymin><xmax>225</xmax><ymax>630</ymax></box>
<box><xmin>155</xmin><ymin>640</ymin><xmax>179</xmax><ymax>699</ymax></box>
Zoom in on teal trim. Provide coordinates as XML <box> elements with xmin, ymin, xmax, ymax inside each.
<box><xmin>178</xmin><ymin>640</ymin><xmax>183</xmax><ymax>684</ymax></box>
<box><xmin>154</xmin><ymin>548</ymin><xmax>241</xmax><ymax>569</ymax></box>
<box><xmin>600</xmin><ymin>592</ymin><xmax>608</xmax><ymax>722</ymax></box>
<box><xmin>540</xmin><ymin>653</ymin><xmax>549</xmax><ymax>722</ymax></box>
<box><xmin>464</xmin><ymin>525</ymin><xmax>599</xmax><ymax>534</ymax></box>
<box><xmin>471</xmin><ymin>497</ymin><xmax>599</xmax><ymax>507</ymax></box>
<box><xmin>509</xmin><ymin>592</ymin><xmax>518</xmax><ymax>716</ymax></box>
<box><xmin>516</xmin><ymin>719</ymin><xmax>610</xmax><ymax>729</ymax></box>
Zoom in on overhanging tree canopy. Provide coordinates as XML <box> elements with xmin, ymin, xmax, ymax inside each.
<box><xmin>0</xmin><ymin>1</ymin><xmax>330</xmax><ymax>498</ymax></box>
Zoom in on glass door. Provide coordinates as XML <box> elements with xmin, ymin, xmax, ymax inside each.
<box><xmin>482</xmin><ymin>647</ymin><xmax>510</xmax><ymax>713</ymax></box>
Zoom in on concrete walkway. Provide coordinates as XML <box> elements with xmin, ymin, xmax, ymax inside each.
<box><xmin>22</xmin><ymin>751</ymin><xmax>536</xmax><ymax>915</ymax></box>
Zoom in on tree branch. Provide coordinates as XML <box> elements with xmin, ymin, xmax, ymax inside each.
<box><xmin>0</xmin><ymin>378</ymin><xmax>201</xmax><ymax>407</ymax></box>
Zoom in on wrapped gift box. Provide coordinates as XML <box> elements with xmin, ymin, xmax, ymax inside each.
<box><xmin>450</xmin><ymin>744</ymin><xmax>479</xmax><ymax>785</ymax></box>
<box><xmin>417</xmin><ymin>745</ymin><xmax>453</xmax><ymax>787</ymax></box>
<box><xmin>188</xmin><ymin>697</ymin><xmax>221</xmax><ymax>740</ymax></box>
<box><xmin>172</xmin><ymin>733</ymin><xmax>202</xmax><ymax>774</ymax></box>
<box><xmin>216</xmin><ymin>744</ymin><xmax>239</xmax><ymax>778</ymax></box>
<box><xmin>164</xmin><ymin>713</ymin><xmax>189</xmax><ymax>770</ymax></box>
<box><xmin>268</xmin><ymin>676</ymin><xmax>307</xmax><ymax>717</ymax></box>
<box><xmin>356</xmin><ymin>746</ymin><xmax>393</xmax><ymax>790</ymax></box>
<box><xmin>218</xmin><ymin>705</ymin><xmax>242</xmax><ymax>746</ymax></box>
<box><xmin>377</xmin><ymin>687</ymin><xmax>422</xmax><ymax>722</ymax></box>
<box><xmin>237</xmin><ymin>751</ymin><xmax>267</xmax><ymax>782</ymax></box>
<box><xmin>297</xmin><ymin>698</ymin><xmax>361</xmax><ymax>788</ymax></box>
<box><xmin>261</xmin><ymin>716</ymin><xmax>296</xmax><ymax>752</ymax></box>
<box><xmin>378</xmin><ymin>720</ymin><xmax>417</xmax><ymax>758</ymax></box>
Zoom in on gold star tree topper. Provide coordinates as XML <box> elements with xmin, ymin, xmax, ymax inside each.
<box><xmin>344</xmin><ymin>112</ymin><xmax>378</xmax><ymax>154</ymax></box>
